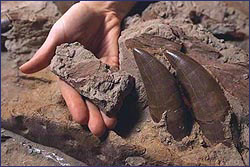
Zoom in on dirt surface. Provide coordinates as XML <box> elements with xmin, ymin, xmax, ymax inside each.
<box><xmin>1</xmin><ymin>129</ymin><xmax>87</xmax><ymax>166</ymax></box>
<box><xmin>1</xmin><ymin>1</ymin><xmax>249</xmax><ymax>166</ymax></box>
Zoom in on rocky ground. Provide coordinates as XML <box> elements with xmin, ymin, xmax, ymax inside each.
<box><xmin>1</xmin><ymin>129</ymin><xmax>87</xmax><ymax>166</ymax></box>
<box><xmin>1</xmin><ymin>1</ymin><xmax>249</xmax><ymax>166</ymax></box>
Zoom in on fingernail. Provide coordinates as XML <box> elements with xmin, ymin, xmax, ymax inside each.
<box><xmin>19</xmin><ymin>64</ymin><xmax>25</xmax><ymax>71</ymax></box>
<box><xmin>19</xmin><ymin>62</ymin><xmax>28</xmax><ymax>73</ymax></box>
<box><xmin>19</xmin><ymin>65</ymin><xmax>23</xmax><ymax>71</ymax></box>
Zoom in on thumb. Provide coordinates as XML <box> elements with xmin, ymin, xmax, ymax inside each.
<box><xmin>98</xmin><ymin>26</ymin><xmax>120</xmax><ymax>68</ymax></box>
<box><xmin>19</xmin><ymin>27</ymin><xmax>62</xmax><ymax>74</ymax></box>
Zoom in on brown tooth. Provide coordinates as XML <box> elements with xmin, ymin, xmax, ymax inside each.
<box><xmin>125</xmin><ymin>34</ymin><xmax>183</xmax><ymax>54</ymax></box>
<box><xmin>164</xmin><ymin>49</ymin><xmax>231</xmax><ymax>145</ymax></box>
<box><xmin>133</xmin><ymin>48</ymin><xmax>189</xmax><ymax>141</ymax></box>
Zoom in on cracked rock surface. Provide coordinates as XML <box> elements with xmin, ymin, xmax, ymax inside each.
<box><xmin>1</xmin><ymin>1</ymin><xmax>249</xmax><ymax>166</ymax></box>
<box><xmin>51</xmin><ymin>42</ymin><xmax>135</xmax><ymax>116</ymax></box>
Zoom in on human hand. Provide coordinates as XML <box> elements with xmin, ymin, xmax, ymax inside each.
<box><xmin>20</xmin><ymin>1</ymin><xmax>135</xmax><ymax>137</ymax></box>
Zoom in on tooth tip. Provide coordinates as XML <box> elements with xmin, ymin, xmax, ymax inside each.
<box><xmin>133</xmin><ymin>48</ymin><xmax>138</xmax><ymax>51</ymax></box>
<box><xmin>165</xmin><ymin>49</ymin><xmax>173</xmax><ymax>55</ymax></box>
<box><xmin>133</xmin><ymin>48</ymin><xmax>141</xmax><ymax>54</ymax></box>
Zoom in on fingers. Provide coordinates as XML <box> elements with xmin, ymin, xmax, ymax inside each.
<box><xmin>100</xmin><ymin>111</ymin><xmax>117</xmax><ymax>129</ymax></box>
<box><xmin>85</xmin><ymin>100</ymin><xmax>106</xmax><ymax>137</ymax></box>
<box><xmin>20</xmin><ymin>22</ymin><xmax>64</xmax><ymax>74</ymax></box>
<box><xmin>58</xmin><ymin>79</ymin><xmax>89</xmax><ymax>125</ymax></box>
<box><xmin>59</xmin><ymin>79</ymin><xmax>116</xmax><ymax>137</ymax></box>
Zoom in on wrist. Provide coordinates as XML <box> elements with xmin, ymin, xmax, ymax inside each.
<box><xmin>80</xmin><ymin>1</ymin><xmax>136</xmax><ymax>20</ymax></box>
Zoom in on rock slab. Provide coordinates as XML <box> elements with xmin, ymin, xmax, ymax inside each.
<box><xmin>50</xmin><ymin>42</ymin><xmax>135</xmax><ymax>116</ymax></box>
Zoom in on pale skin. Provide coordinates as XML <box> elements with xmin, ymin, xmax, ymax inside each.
<box><xmin>20</xmin><ymin>1</ymin><xmax>136</xmax><ymax>137</ymax></box>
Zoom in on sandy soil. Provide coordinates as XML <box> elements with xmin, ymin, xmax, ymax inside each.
<box><xmin>1</xmin><ymin>1</ymin><xmax>249</xmax><ymax>166</ymax></box>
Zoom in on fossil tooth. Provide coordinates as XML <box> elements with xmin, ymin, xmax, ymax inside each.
<box><xmin>164</xmin><ymin>49</ymin><xmax>231</xmax><ymax>145</ymax></box>
<box><xmin>133</xmin><ymin>48</ymin><xmax>189</xmax><ymax>141</ymax></box>
<box><xmin>125</xmin><ymin>34</ymin><xmax>183</xmax><ymax>54</ymax></box>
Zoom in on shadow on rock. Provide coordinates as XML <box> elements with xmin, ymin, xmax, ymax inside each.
<box><xmin>114</xmin><ymin>90</ymin><xmax>141</xmax><ymax>137</ymax></box>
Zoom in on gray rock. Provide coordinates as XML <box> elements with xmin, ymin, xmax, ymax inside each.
<box><xmin>125</xmin><ymin>156</ymin><xmax>146</xmax><ymax>166</ymax></box>
<box><xmin>208</xmin><ymin>143</ymin><xmax>245</xmax><ymax>166</ymax></box>
<box><xmin>207</xmin><ymin>23</ymin><xmax>236</xmax><ymax>35</ymax></box>
<box><xmin>50</xmin><ymin>42</ymin><xmax>135</xmax><ymax>117</ymax></box>
<box><xmin>242</xmin><ymin>150</ymin><xmax>249</xmax><ymax>166</ymax></box>
<box><xmin>3</xmin><ymin>1</ymin><xmax>60</xmax><ymax>57</ymax></box>
<box><xmin>241</xmin><ymin>124</ymin><xmax>249</xmax><ymax>148</ymax></box>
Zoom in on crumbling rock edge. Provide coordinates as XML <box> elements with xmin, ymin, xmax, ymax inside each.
<box><xmin>1</xmin><ymin>1</ymin><xmax>249</xmax><ymax>166</ymax></box>
<box><xmin>1</xmin><ymin>116</ymin><xmax>148</xmax><ymax>166</ymax></box>
<box><xmin>50</xmin><ymin>42</ymin><xmax>135</xmax><ymax>117</ymax></box>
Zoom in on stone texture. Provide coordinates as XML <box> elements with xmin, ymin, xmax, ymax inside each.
<box><xmin>1</xmin><ymin>129</ymin><xmax>87</xmax><ymax>166</ymax></box>
<box><xmin>119</xmin><ymin>18</ymin><xmax>249</xmax><ymax>114</ymax></box>
<box><xmin>53</xmin><ymin>1</ymin><xmax>77</xmax><ymax>14</ymax></box>
<box><xmin>208</xmin><ymin>144</ymin><xmax>245</xmax><ymax>166</ymax></box>
<box><xmin>141</xmin><ymin>1</ymin><xmax>249</xmax><ymax>35</ymax></box>
<box><xmin>51</xmin><ymin>42</ymin><xmax>135</xmax><ymax>116</ymax></box>
<box><xmin>188</xmin><ymin>10</ymin><xmax>246</xmax><ymax>41</ymax></box>
<box><xmin>1</xmin><ymin>1</ymin><xmax>249</xmax><ymax>166</ymax></box>
<box><xmin>125</xmin><ymin>156</ymin><xmax>146</xmax><ymax>166</ymax></box>
<box><xmin>1</xmin><ymin>1</ymin><xmax>61</xmax><ymax>64</ymax></box>
<box><xmin>118</xmin><ymin>16</ymin><xmax>248</xmax><ymax>165</ymax></box>
<box><xmin>141</xmin><ymin>1</ymin><xmax>249</xmax><ymax>52</ymax></box>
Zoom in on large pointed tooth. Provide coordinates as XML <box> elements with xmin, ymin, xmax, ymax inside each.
<box><xmin>133</xmin><ymin>48</ymin><xmax>189</xmax><ymax>141</ymax></box>
<box><xmin>164</xmin><ymin>49</ymin><xmax>231</xmax><ymax>145</ymax></box>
